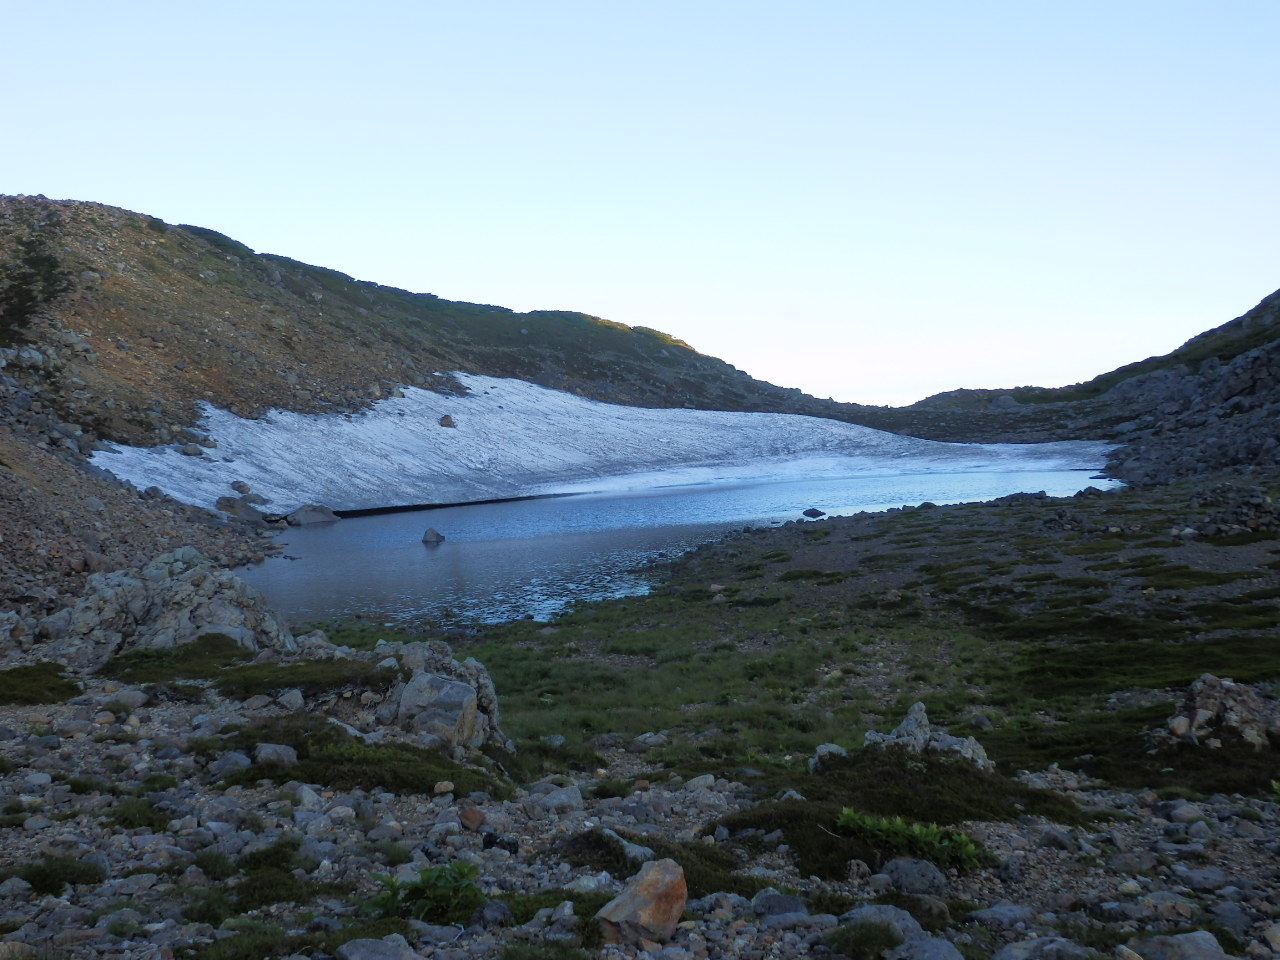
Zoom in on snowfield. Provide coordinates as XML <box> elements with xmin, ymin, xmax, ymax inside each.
<box><xmin>91</xmin><ymin>373</ymin><xmax>1113</xmax><ymax>512</ymax></box>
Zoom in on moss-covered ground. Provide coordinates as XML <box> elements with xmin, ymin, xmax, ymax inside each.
<box><xmin>433</xmin><ymin>474</ymin><xmax>1280</xmax><ymax>799</ymax></box>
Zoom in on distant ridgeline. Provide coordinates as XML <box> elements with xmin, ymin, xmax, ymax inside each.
<box><xmin>1</xmin><ymin>194</ymin><xmax>1277</xmax><ymax>482</ymax></box>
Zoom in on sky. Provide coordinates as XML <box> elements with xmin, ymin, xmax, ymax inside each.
<box><xmin>5</xmin><ymin>1</ymin><xmax>1278</xmax><ymax>406</ymax></box>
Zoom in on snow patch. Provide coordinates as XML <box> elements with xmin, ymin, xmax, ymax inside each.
<box><xmin>91</xmin><ymin>373</ymin><xmax>1113</xmax><ymax>512</ymax></box>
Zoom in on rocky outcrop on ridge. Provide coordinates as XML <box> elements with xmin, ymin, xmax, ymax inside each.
<box><xmin>1103</xmin><ymin>291</ymin><xmax>1280</xmax><ymax>483</ymax></box>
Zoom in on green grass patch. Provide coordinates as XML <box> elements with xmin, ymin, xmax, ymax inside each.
<box><xmin>985</xmin><ymin>704</ymin><xmax>1279</xmax><ymax>794</ymax></box>
<box><xmin>0</xmin><ymin>662</ymin><xmax>79</xmax><ymax>705</ymax></box>
<box><xmin>2</xmin><ymin>856</ymin><xmax>106</xmax><ymax>895</ymax></box>
<box><xmin>1136</xmin><ymin>566</ymin><xmax>1257</xmax><ymax>590</ymax></box>
<box><xmin>993</xmin><ymin>632</ymin><xmax>1280</xmax><ymax>702</ymax></box>
<box><xmin>97</xmin><ymin>632</ymin><xmax>248</xmax><ymax>683</ymax></box>
<box><xmin>219</xmin><ymin>713</ymin><xmax>507</xmax><ymax>797</ymax></box>
<box><xmin>106</xmin><ymin>796</ymin><xmax>170</xmax><ymax>832</ymax></box>
<box><xmin>560</xmin><ymin>827</ymin><xmax>766</xmax><ymax>898</ymax></box>
<box><xmin>213</xmin><ymin>659</ymin><xmax>397</xmax><ymax>699</ymax></box>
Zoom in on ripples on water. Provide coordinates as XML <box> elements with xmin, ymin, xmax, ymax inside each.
<box><xmin>238</xmin><ymin>467</ymin><xmax>1118</xmax><ymax>627</ymax></box>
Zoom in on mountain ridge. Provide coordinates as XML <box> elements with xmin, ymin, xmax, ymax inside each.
<box><xmin>2</xmin><ymin>192</ymin><xmax>1278</xmax><ymax>492</ymax></box>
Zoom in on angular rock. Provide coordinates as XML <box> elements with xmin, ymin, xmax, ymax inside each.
<box><xmin>1165</xmin><ymin>674</ymin><xmax>1280</xmax><ymax>749</ymax></box>
<box><xmin>884</xmin><ymin>857</ymin><xmax>947</xmax><ymax>895</ymax></box>
<box><xmin>34</xmin><ymin>548</ymin><xmax>295</xmax><ymax>670</ymax></box>
<box><xmin>864</xmin><ymin>702</ymin><xmax>994</xmax><ymax>771</ymax></box>
<box><xmin>596</xmin><ymin>859</ymin><xmax>687</xmax><ymax>945</ymax></box>
<box><xmin>286</xmin><ymin>504</ymin><xmax>340</xmax><ymax>525</ymax></box>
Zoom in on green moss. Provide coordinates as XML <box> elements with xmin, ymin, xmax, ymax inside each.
<box><xmin>106</xmin><ymin>796</ymin><xmax>170</xmax><ymax>832</ymax></box>
<box><xmin>221</xmin><ymin>713</ymin><xmax>508</xmax><ymax>797</ymax></box>
<box><xmin>0</xmin><ymin>662</ymin><xmax>79</xmax><ymax>705</ymax></box>
<box><xmin>213</xmin><ymin>659</ymin><xmax>397</xmax><ymax>699</ymax></box>
<box><xmin>97</xmin><ymin>633</ymin><xmax>248</xmax><ymax>683</ymax></box>
<box><xmin>825</xmin><ymin>918</ymin><xmax>905</xmax><ymax>959</ymax></box>
<box><xmin>560</xmin><ymin>827</ymin><xmax>765</xmax><ymax>897</ymax></box>
<box><xmin>7</xmin><ymin>856</ymin><xmax>106</xmax><ymax>895</ymax></box>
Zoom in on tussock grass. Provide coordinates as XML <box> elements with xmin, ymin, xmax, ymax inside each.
<box><xmin>97</xmin><ymin>632</ymin><xmax>248</xmax><ymax>682</ymax></box>
<box><xmin>0</xmin><ymin>661</ymin><xmax>79</xmax><ymax>704</ymax></box>
<box><xmin>218</xmin><ymin>713</ymin><xmax>507</xmax><ymax>797</ymax></box>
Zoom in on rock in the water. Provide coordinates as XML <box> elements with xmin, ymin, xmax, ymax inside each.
<box><xmin>802</xmin><ymin>507</ymin><xmax>826</xmax><ymax>518</ymax></box>
<box><xmin>596</xmin><ymin>859</ymin><xmax>688</xmax><ymax>945</ymax></box>
<box><xmin>286</xmin><ymin>503</ymin><xmax>340</xmax><ymax>525</ymax></box>
<box><xmin>422</xmin><ymin>527</ymin><xmax>446</xmax><ymax>544</ymax></box>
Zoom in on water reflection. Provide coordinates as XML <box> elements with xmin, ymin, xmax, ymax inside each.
<box><xmin>239</xmin><ymin>467</ymin><xmax>1117</xmax><ymax>627</ymax></box>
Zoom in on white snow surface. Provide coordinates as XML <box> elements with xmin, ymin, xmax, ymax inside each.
<box><xmin>91</xmin><ymin>373</ymin><xmax>1113</xmax><ymax>512</ymax></box>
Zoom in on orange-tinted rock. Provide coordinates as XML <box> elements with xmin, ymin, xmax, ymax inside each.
<box><xmin>595</xmin><ymin>859</ymin><xmax>687</xmax><ymax>945</ymax></box>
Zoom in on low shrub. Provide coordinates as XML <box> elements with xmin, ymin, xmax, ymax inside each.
<box><xmin>835</xmin><ymin>808</ymin><xmax>988</xmax><ymax>870</ymax></box>
<box><xmin>825</xmin><ymin>919</ymin><xmax>905</xmax><ymax>960</ymax></box>
<box><xmin>367</xmin><ymin>861</ymin><xmax>485</xmax><ymax>924</ymax></box>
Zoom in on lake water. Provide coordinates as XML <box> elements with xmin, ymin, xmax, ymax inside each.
<box><xmin>238</xmin><ymin>465</ymin><xmax>1118</xmax><ymax>628</ymax></box>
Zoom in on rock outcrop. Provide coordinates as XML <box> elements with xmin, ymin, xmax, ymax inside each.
<box><xmin>596</xmin><ymin>858</ymin><xmax>688</xmax><ymax>945</ymax></box>
<box><xmin>864</xmin><ymin>702</ymin><xmax>995</xmax><ymax>771</ymax></box>
<box><xmin>20</xmin><ymin>547</ymin><xmax>295</xmax><ymax>671</ymax></box>
<box><xmin>373</xmin><ymin>640</ymin><xmax>509</xmax><ymax>753</ymax></box>
<box><xmin>1165</xmin><ymin>674</ymin><xmax>1280</xmax><ymax>750</ymax></box>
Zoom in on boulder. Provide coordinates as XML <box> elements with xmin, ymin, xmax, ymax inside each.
<box><xmin>884</xmin><ymin>858</ymin><xmax>947</xmax><ymax>896</ymax></box>
<box><xmin>595</xmin><ymin>859</ymin><xmax>687</xmax><ymax>945</ymax></box>
<box><xmin>397</xmin><ymin>671</ymin><xmax>479</xmax><ymax>745</ymax></box>
<box><xmin>286</xmin><ymin>504</ymin><xmax>340</xmax><ymax>525</ymax></box>
<box><xmin>837</xmin><ymin>904</ymin><xmax>926</xmax><ymax>943</ymax></box>
<box><xmin>422</xmin><ymin>527</ymin><xmax>446</xmax><ymax>544</ymax></box>
<box><xmin>1126</xmin><ymin>930</ymin><xmax>1235</xmax><ymax>960</ymax></box>
<box><xmin>1165</xmin><ymin>673</ymin><xmax>1280</xmax><ymax>749</ymax></box>
<box><xmin>375</xmin><ymin>641</ymin><xmax>509</xmax><ymax>752</ymax></box>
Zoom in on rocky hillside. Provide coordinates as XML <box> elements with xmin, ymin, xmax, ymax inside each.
<box><xmin>908</xmin><ymin>290</ymin><xmax>1280</xmax><ymax>482</ymax></box>
<box><xmin>3</xmin><ymin>193</ymin><xmax>1279</xmax><ymax>475</ymax></box>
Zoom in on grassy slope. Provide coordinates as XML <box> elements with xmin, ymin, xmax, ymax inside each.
<box><xmin>434</xmin><ymin>473</ymin><xmax>1280</xmax><ymax>798</ymax></box>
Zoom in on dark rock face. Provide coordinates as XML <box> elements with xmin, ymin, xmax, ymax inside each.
<box><xmin>1102</xmin><ymin>290</ymin><xmax>1280</xmax><ymax>483</ymax></box>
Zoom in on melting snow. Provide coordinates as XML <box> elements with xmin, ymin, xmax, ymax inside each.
<box><xmin>91</xmin><ymin>373</ymin><xmax>1113</xmax><ymax>512</ymax></box>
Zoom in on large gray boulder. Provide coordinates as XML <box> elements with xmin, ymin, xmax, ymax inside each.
<box><xmin>31</xmin><ymin>547</ymin><xmax>295</xmax><ymax>670</ymax></box>
<box><xmin>286</xmin><ymin>504</ymin><xmax>340</xmax><ymax>525</ymax></box>
<box><xmin>374</xmin><ymin>640</ymin><xmax>509</xmax><ymax>752</ymax></box>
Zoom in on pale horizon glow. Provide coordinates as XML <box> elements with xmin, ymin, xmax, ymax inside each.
<box><xmin>5</xmin><ymin>1</ymin><xmax>1278</xmax><ymax>406</ymax></box>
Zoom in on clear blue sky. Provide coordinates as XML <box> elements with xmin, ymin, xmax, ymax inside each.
<box><xmin>7</xmin><ymin>1</ymin><xmax>1278</xmax><ymax>405</ymax></box>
